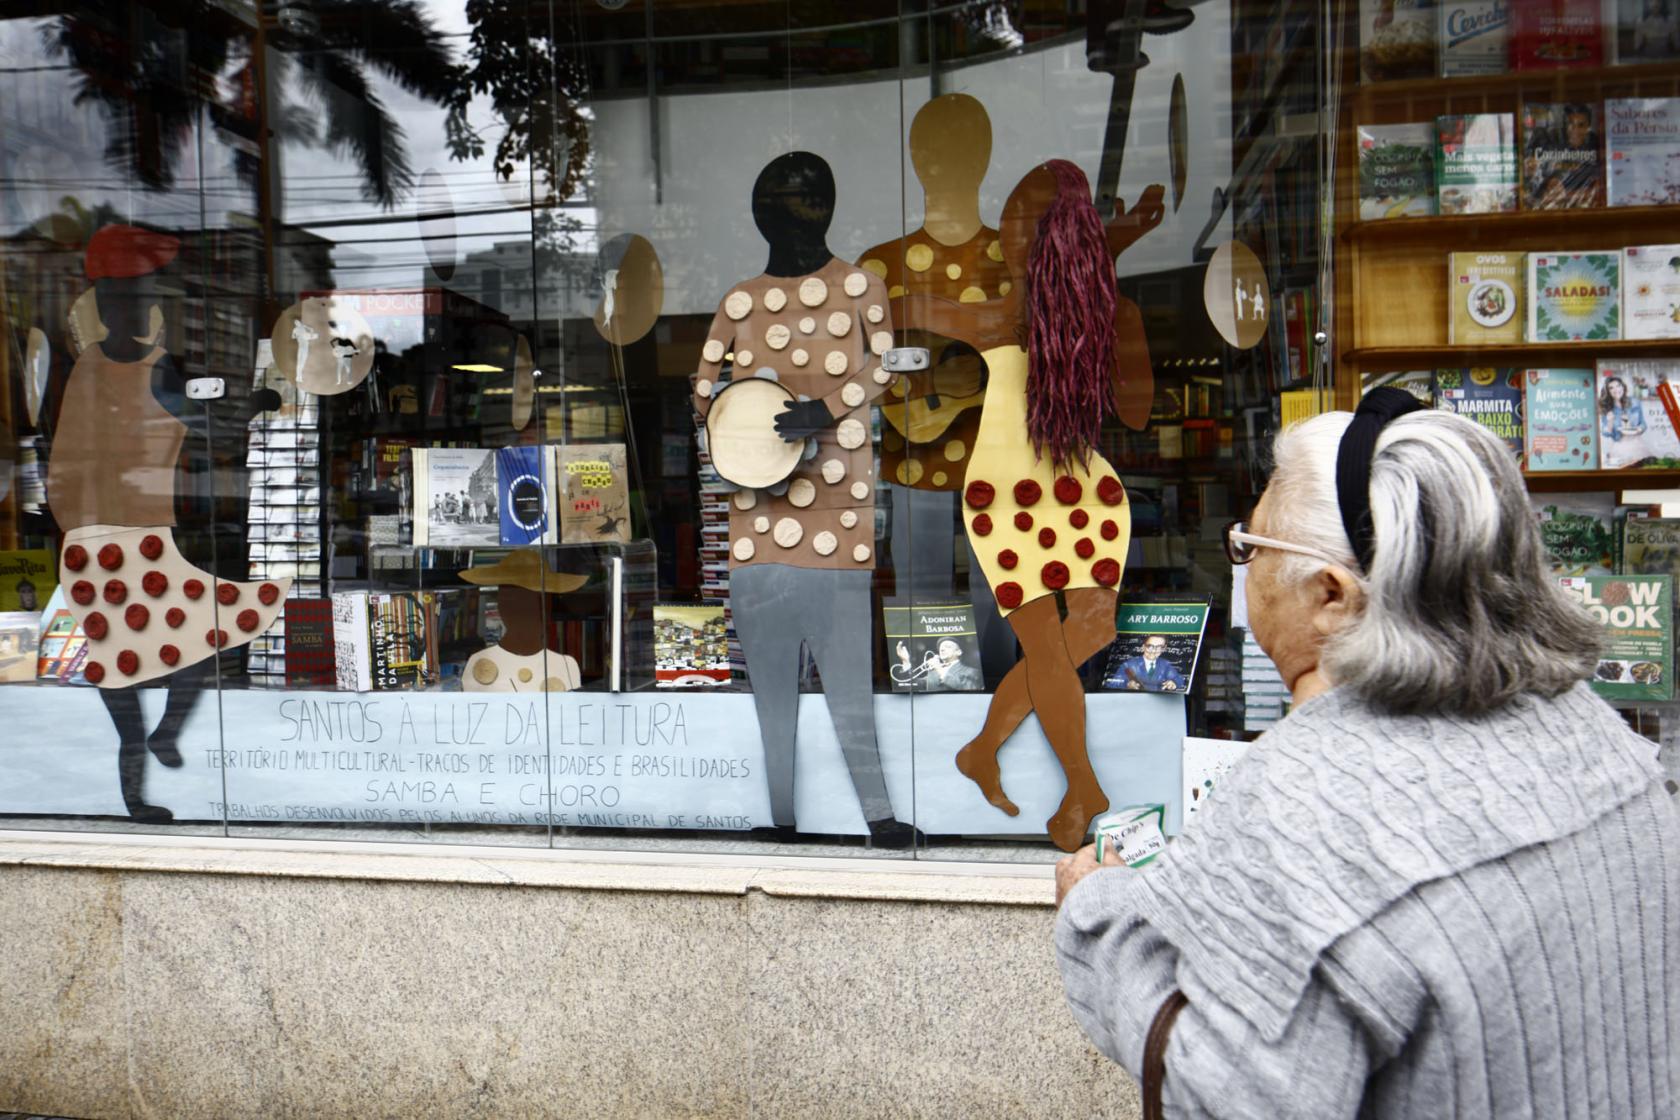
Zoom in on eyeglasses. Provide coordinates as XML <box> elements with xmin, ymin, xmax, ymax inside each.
<box><xmin>1222</xmin><ymin>520</ymin><xmax>1351</xmax><ymax>569</ymax></box>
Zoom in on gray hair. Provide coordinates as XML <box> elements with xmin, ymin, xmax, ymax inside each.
<box><xmin>1266</xmin><ymin>408</ymin><xmax>1601</xmax><ymax>716</ymax></box>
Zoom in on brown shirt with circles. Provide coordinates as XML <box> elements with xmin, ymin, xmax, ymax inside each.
<box><xmin>692</xmin><ymin>257</ymin><xmax>896</xmax><ymax>571</ymax></box>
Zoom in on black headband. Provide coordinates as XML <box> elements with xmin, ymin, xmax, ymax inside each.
<box><xmin>1335</xmin><ymin>387</ymin><xmax>1427</xmax><ymax>574</ymax></box>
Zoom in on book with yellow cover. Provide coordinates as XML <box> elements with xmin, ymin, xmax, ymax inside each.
<box><xmin>1448</xmin><ymin>251</ymin><xmax>1525</xmax><ymax>344</ymax></box>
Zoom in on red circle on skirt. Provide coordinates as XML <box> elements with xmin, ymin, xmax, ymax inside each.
<box><xmin>125</xmin><ymin>604</ymin><xmax>150</xmax><ymax>631</ymax></box>
<box><xmin>1041</xmin><ymin>561</ymin><xmax>1070</xmax><ymax>590</ymax></box>
<box><xmin>972</xmin><ymin>513</ymin><xmax>993</xmax><ymax>536</ymax></box>
<box><xmin>159</xmin><ymin>645</ymin><xmax>181</xmax><ymax>666</ymax></box>
<box><xmin>998</xmin><ymin>549</ymin><xmax>1019</xmax><ymax>570</ymax></box>
<box><xmin>102</xmin><ymin>579</ymin><xmax>127</xmax><ymax>605</ymax></box>
<box><xmin>139</xmin><ymin>535</ymin><xmax>164</xmax><ymax>561</ymax></box>
<box><xmin>183</xmin><ymin>579</ymin><xmax>205</xmax><ymax>600</ymax></box>
<box><xmin>1014</xmin><ymin>511</ymin><xmax>1033</xmax><ymax>532</ymax></box>
<box><xmin>142</xmin><ymin>571</ymin><xmax>169</xmax><ymax>598</ymax></box>
<box><xmin>996</xmin><ymin>582</ymin><xmax>1024</xmax><ymax>609</ymax></box>
<box><xmin>63</xmin><ymin>545</ymin><xmax>88</xmax><ymax>572</ymax></box>
<box><xmin>964</xmin><ymin>480</ymin><xmax>996</xmax><ymax>510</ymax></box>
<box><xmin>1013</xmin><ymin>479</ymin><xmax>1042</xmax><ymax>506</ymax></box>
<box><xmin>1038</xmin><ymin>527</ymin><xmax>1057</xmax><ymax>549</ymax></box>
<box><xmin>84</xmin><ymin>662</ymin><xmax>106</xmax><ymax>684</ymax></box>
<box><xmin>1074</xmin><ymin>538</ymin><xmax>1095</xmax><ymax>559</ymax></box>
<box><xmin>258</xmin><ymin>582</ymin><xmax>281</xmax><ymax>606</ymax></box>
<box><xmin>97</xmin><ymin>543</ymin><xmax>124</xmax><ymax>571</ymax></box>
<box><xmin>236</xmin><ymin>609</ymin><xmax>260</xmax><ymax>633</ymax></box>
<box><xmin>1097</xmin><ymin>476</ymin><xmax>1125</xmax><ymax>506</ymax></box>
<box><xmin>70</xmin><ymin>580</ymin><xmax>96</xmax><ymax>606</ymax></box>
<box><xmin>116</xmin><ymin>650</ymin><xmax>140</xmax><ymax>676</ymax></box>
<box><xmin>1054</xmin><ymin>476</ymin><xmax>1083</xmax><ymax>504</ymax></box>
<box><xmin>206</xmin><ymin>628</ymin><xmax>229</xmax><ymax>648</ymax></box>
<box><xmin>1092</xmin><ymin>558</ymin><xmax>1121</xmax><ymax>587</ymax></box>
<box><xmin>1069</xmin><ymin>509</ymin><xmax>1089</xmax><ymax>529</ymax></box>
<box><xmin>1100</xmin><ymin>519</ymin><xmax>1120</xmax><ymax>541</ymax></box>
<box><xmin>216</xmin><ymin>583</ymin><xmax>239</xmax><ymax>606</ymax></box>
<box><xmin>165</xmin><ymin>608</ymin><xmax>186</xmax><ymax>629</ymax></box>
<box><xmin>83</xmin><ymin>612</ymin><xmax>109</xmax><ymax>641</ymax></box>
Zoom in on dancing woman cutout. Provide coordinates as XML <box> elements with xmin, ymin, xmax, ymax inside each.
<box><xmin>893</xmin><ymin>161</ymin><xmax>1163</xmax><ymax>850</ymax></box>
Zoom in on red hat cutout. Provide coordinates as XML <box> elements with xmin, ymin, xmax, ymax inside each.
<box><xmin>85</xmin><ymin>225</ymin><xmax>180</xmax><ymax>281</ymax></box>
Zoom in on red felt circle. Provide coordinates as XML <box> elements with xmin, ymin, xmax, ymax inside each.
<box><xmin>1069</xmin><ymin>509</ymin><xmax>1090</xmax><ymax>530</ymax></box>
<box><xmin>997</xmin><ymin>549</ymin><xmax>1019</xmax><ymax>570</ymax></box>
<box><xmin>124</xmin><ymin>604</ymin><xmax>150</xmax><ymax>631</ymax></box>
<box><xmin>183</xmin><ymin>579</ymin><xmax>205</xmax><ymax>601</ymax></box>
<box><xmin>1038</xmin><ymin>527</ymin><xmax>1057</xmax><ymax>550</ymax></box>
<box><xmin>1013</xmin><ymin>511</ymin><xmax>1034</xmax><ymax>532</ymax></box>
<box><xmin>116</xmin><ymin>650</ymin><xmax>140</xmax><ymax>676</ymax></box>
<box><xmin>138</xmin><ymin>534</ymin><xmax>164</xmax><ymax>561</ymax></box>
<box><xmin>972</xmin><ymin>513</ymin><xmax>993</xmax><ymax>536</ymax></box>
<box><xmin>236</xmin><ymin>609</ymin><xmax>260</xmax><ymax>633</ymax></box>
<box><xmin>963</xmin><ymin>480</ymin><xmax>996</xmax><ymax>510</ymax></box>
<box><xmin>1013</xmin><ymin>479</ymin><xmax>1042</xmax><ymax>506</ymax></box>
<box><xmin>142</xmin><ymin>571</ymin><xmax>169</xmax><ymax>598</ymax></box>
<box><xmin>1041</xmin><ymin>561</ymin><xmax>1070</xmax><ymax>590</ymax></box>
<box><xmin>70</xmin><ymin>580</ymin><xmax>96</xmax><ymax>606</ymax></box>
<box><xmin>159</xmin><ymin>644</ymin><xmax>181</xmax><ymax>667</ymax></box>
<box><xmin>165</xmin><ymin>608</ymin><xmax>186</xmax><ymax>629</ymax></box>
<box><xmin>1074</xmin><ymin>537</ymin><xmax>1096</xmax><ymax>559</ymax></box>
<box><xmin>216</xmin><ymin>582</ymin><xmax>239</xmax><ymax>606</ymax></box>
<box><xmin>63</xmin><ymin>545</ymin><xmax>89</xmax><ymax>572</ymax></box>
<box><xmin>206</xmin><ymin>628</ymin><xmax>229</xmax><ymax>648</ymax></box>
<box><xmin>258</xmin><ymin>582</ymin><xmax>281</xmax><ymax>606</ymax></box>
<box><xmin>1097</xmin><ymin>476</ymin><xmax>1125</xmax><ymax>506</ymax></box>
<box><xmin>83</xmin><ymin>612</ymin><xmax>109</xmax><ymax>641</ymax></box>
<box><xmin>996</xmin><ymin>582</ymin><xmax>1024</xmax><ymax>609</ymax></box>
<box><xmin>1053</xmin><ymin>476</ymin><xmax>1083</xmax><ymax>505</ymax></box>
<box><xmin>83</xmin><ymin>661</ymin><xmax>106</xmax><ymax>685</ymax></box>
<box><xmin>1092</xmin><ymin>558</ymin><xmax>1121</xmax><ymax>587</ymax></box>
<box><xmin>102</xmin><ymin>579</ymin><xmax>128</xmax><ymax>605</ymax></box>
<box><xmin>1100</xmin><ymin>519</ymin><xmax>1120</xmax><ymax>541</ymax></box>
<box><xmin>97</xmin><ymin>543</ymin><xmax>124</xmax><ymax>571</ymax></box>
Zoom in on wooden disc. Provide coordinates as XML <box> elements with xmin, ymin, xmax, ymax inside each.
<box><xmin>704</xmin><ymin>378</ymin><xmax>802</xmax><ymax>489</ymax></box>
<box><xmin>1203</xmin><ymin>241</ymin><xmax>1271</xmax><ymax>350</ymax></box>
<box><xmin>1169</xmin><ymin>75</ymin><xmax>1189</xmax><ymax>213</ymax></box>
<box><xmin>512</xmin><ymin>334</ymin><xmax>535</xmax><ymax>431</ymax></box>
<box><xmin>270</xmin><ymin>296</ymin><xmax>376</xmax><ymax>395</ymax></box>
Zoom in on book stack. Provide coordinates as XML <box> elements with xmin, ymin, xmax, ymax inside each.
<box><xmin>693</xmin><ymin>396</ymin><xmax>745</xmax><ymax>680</ymax></box>
<box><xmin>1239</xmin><ymin>629</ymin><xmax>1289</xmax><ymax>732</ymax></box>
<box><xmin>331</xmin><ymin>590</ymin><xmax>439</xmax><ymax>693</ymax></box>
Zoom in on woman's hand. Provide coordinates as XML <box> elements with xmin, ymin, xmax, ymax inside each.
<box><xmin>1055</xmin><ymin>842</ymin><xmax>1121</xmax><ymax>907</ymax></box>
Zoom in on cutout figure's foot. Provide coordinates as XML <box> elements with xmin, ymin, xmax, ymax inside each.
<box><xmin>1046</xmin><ymin>788</ymin><xmax>1109</xmax><ymax>853</ymax></box>
<box><xmin>955</xmin><ymin>740</ymin><xmax>1019</xmax><ymax>816</ymax></box>
<box><xmin>867</xmin><ymin>818</ymin><xmax>925</xmax><ymax>850</ymax></box>
<box><xmin>147</xmin><ymin>734</ymin><xmax>184</xmax><ymax>768</ymax></box>
<box><xmin>125</xmin><ymin>801</ymin><xmax>174</xmax><ymax>824</ymax></box>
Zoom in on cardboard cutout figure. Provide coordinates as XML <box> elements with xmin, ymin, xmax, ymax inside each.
<box><xmin>459</xmin><ymin>550</ymin><xmax>587</xmax><ymax>692</ymax></box>
<box><xmin>690</xmin><ymin>152</ymin><xmax>908</xmax><ymax>844</ymax></box>
<box><xmin>893</xmin><ymin>163</ymin><xmax>1165</xmax><ymax>851</ymax></box>
<box><xmin>45</xmin><ymin>224</ymin><xmax>289</xmax><ymax>821</ymax></box>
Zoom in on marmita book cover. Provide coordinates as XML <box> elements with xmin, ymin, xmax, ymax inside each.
<box><xmin>1436</xmin><ymin>367</ymin><xmax>1524</xmax><ymax>457</ymax></box>
<box><xmin>1524</xmin><ymin>368</ymin><xmax>1598</xmax><ymax>470</ymax></box>
<box><xmin>1358</xmin><ymin>123</ymin><xmax>1437</xmax><ymax>218</ymax></box>
<box><xmin>1437</xmin><ymin>113</ymin><xmax>1517</xmax><ymax>214</ymax></box>
<box><xmin>1528</xmin><ymin>252</ymin><xmax>1620</xmax><ymax>341</ymax></box>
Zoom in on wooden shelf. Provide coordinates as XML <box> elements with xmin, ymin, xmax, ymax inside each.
<box><xmin>1525</xmin><ymin>470</ymin><xmax>1680</xmax><ymax>493</ymax></box>
<box><xmin>1345</xmin><ymin>340</ymin><xmax>1680</xmax><ymax>369</ymax></box>
<box><xmin>1342</xmin><ymin>204</ymin><xmax>1680</xmax><ymax>244</ymax></box>
<box><xmin>1353</xmin><ymin>58</ymin><xmax>1680</xmax><ymax>108</ymax></box>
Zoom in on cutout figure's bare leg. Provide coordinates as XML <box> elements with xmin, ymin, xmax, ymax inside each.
<box><xmin>1012</xmin><ymin>596</ymin><xmax>1110</xmax><ymax>851</ymax></box>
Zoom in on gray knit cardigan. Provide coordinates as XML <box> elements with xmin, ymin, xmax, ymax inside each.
<box><xmin>1056</xmin><ymin>682</ymin><xmax>1679</xmax><ymax>1118</ymax></box>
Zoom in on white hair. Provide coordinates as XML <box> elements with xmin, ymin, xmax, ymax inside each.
<box><xmin>1266</xmin><ymin>408</ymin><xmax>1601</xmax><ymax>716</ymax></box>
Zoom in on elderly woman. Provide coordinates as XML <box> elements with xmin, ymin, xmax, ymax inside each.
<box><xmin>1054</xmin><ymin>391</ymin><xmax>1680</xmax><ymax>1118</ymax></box>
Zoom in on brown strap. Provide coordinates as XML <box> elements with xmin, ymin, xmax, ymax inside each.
<box><xmin>1142</xmin><ymin>989</ymin><xmax>1189</xmax><ymax>1120</ymax></box>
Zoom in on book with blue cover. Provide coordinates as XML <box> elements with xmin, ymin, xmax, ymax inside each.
<box><xmin>495</xmin><ymin>446</ymin><xmax>557</xmax><ymax>546</ymax></box>
<box><xmin>1524</xmin><ymin>368</ymin><xmax>1598</xmax><ymax>471</ymax></box>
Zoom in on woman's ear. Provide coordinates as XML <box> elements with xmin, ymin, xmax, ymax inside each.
<box><xmin>1311</xmin><ymin>566</ymin><xmax>1365</xmax><ymax>639</ymax></box>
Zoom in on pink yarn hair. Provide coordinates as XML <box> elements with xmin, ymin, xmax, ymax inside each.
<box><xmin>1024</xmin><ymin>160</ymin><xmax>1117</xmax><ymax>472</ymax></box>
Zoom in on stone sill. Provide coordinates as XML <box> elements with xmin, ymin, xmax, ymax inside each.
<box><xmin>0</xmin><ymin>830</ymin><xmax>1057</xmax><ymax>908</ymax></box>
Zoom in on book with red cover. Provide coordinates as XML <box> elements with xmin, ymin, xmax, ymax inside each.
<box><xmin>1510</xmin><ymin>0</ymin><xmax>1604</xmax><ymax>69</ymax></box>
<box><xmin>284</xmin><ymin>598</ymin><xmax>336</xmax><ymax>687</ymax></box>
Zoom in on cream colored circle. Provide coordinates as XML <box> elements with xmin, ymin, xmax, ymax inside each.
<box><xmin>945</xmin><ymin>263</ymin><xmax>963</xmax><ymax>280</ymax></box>
<box><xmin>799</xmin><ymin>277</ymin><xmax>829</xmax><ymax>307</ymax></box>
<box><xmin>792</xmin><ymin>349</ymin><xmax>809</xmax><ymax>367</ymax></box>
<box><xmin>959</xmin><ymin>286</ymin><xmax>987</xmax><ymax>303</ymax></box>
<box><xmin>841</xmin><ymin>383</ymin><xmax>866</xmax><ymax>408</ymax></box>
<box><xmin>987</xmin><ymin>239</ymin><xmax>1004</xmax><ymax>262</ymax></box>
<box><xmin>773</xmin><ymin>518</ymin><xmax>804</xmax><ymax>548</ymax></box>
<box><xmin>472</xmin><ymin>659</ymin><xmax>499</xmax><ymax>685</ymax></box>
<box><xmin>853</xmin><ymin>544</ymin><xmax>872</xmax><ymax>563</ymax></box>
<box><xmin>517</xmin><ymin>668</ymin><xmax>534</xmax><ymax>683</ymax></box>
<box><xmin>888</xmin><ymin>284</ymin><xmax>906</xmax><ymax>298</ymax></box>
<box><xmin>827</xmin><ymin>311</ymin><xmax>853</xmax><ymax>337</ymax></box>
<box><xmin>725</xmin><ymin>291</ymin><xmax>753</xmax><ymax>320</ymax></box>
<box><xmin>861</xmin><ymin>258</ymin><xmax>888</xmax><ymax>278</ymax></box>
<box><xmin>839</xmin><ymin>510</ymin><xmax>859</xmax><ymax>529</ymax></box>
<box><xmin>541</xmin><ymin>677</ymin><xmax>568</xmax><ymax>692</ymax></box>
<box><xmin>733</xmin><ymin>489</ymin><xmax>758</xmax><ymax>510</ymax></box>
<box><xmin>870</xmin><ymin>331</ymin><xmax>893</xmax><ymax>355</ymax></box>
<box><xmin>733</xmin><ymin>537</ymin><xmax>756</xmax><ymax>561</ymax></box>
<box><xmin>703</xmin><ymin>339</ymin><xmax>725</xmax><ymax>363</ymax></box>
<box><xmin>824</xmin><ymin>351</ymin><xmax>849</xmax><ymax>377</ymax></box>
<box><xmin>843</xmin><ymin>271</ymin><xmax>869</xmax><ymax>298</ymax></box>
<box><xmin>836</xmin><ymin>417</ymin><xmax>867</xmax><ymax>449</ymax></box>
<box><xmin>696</xmin><ymin>379</ymin><xmax>714</xmax><ymax>398</ymax></box>
<box><xmin>821</xmin><ymin>458</ymin><xmax>847</xmax><ymax>484</ymax></box>
<box><xmin>788</xmin><ymin>478</ymin><xmax>817</xmax><ymax>508</ymax></box>
<box><xmin>753</xmin><ymin>515</ymin><xmax>770</xmax><ymax>533</ymax></box>
<box><xmin>932</xmin><ymin>471</ymin><xmax>949</xmax><ymax>486</ymax></box>
<box><xmin>875</xmin><ymin>366</ymin><xmax>895</xmax><ymax>385</ymax></box>
<box><xmin>896</xmin><ymin>459</ymin><xmax>925</xmax><ymax>486</ymax></box>
<box><xmin>736</xmin><ymin>349</ymin><xmax>754</xmax><ymax>368</ymax></box>
<box><xmin>799</xmin><ymin>316</ymin><xmax>817</xmax><ymax>335</ymax></box>
<box><xmin>905</xmin><ymin>244</ymin><xmax>934</xmax><ymax>272</ymax></box>
<box><xmin>812</xmin><ymin>531</ymin><xmax>838</xmax><ymax>557</ymax></box>
<box><xmin>765</xmin><ymin>324</ymin><xmax>791</xmax><ymax>351</ymax></box>
<box><xmin>865</xmin><ymin>304</ymin><xmax>885</xmax><ymax>324</ymax></box>
<box><xmin>764</xmin><ymin>287</ymin><xmax>787</xmax><ymax>312</ymax></box>
<box><xmin>999</xmin><ymin>280</ymin><xmax>1013</xmax><ymax>296</ymax></box>
<box><xmin>850</xmin><ymin>481</ymin><xmax>870</xmax><ymax>500</ymax></box>
<box><xmin>944</xmin><ymin>438</ymin><xmax>967</xmax><ymax>462</ymax></box>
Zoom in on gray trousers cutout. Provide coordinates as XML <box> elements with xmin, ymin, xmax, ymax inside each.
<box><xmin>730</xmin><ymin>563</ymin><xmax>893</xmax><ymax>827</ymax></box>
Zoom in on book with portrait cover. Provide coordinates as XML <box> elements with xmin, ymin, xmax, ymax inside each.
<box><xmin>1448</xmin><ymin>251</ymin><xmax>1525</xmax><ymax>343</ymax></box>
<box><xmin>1615</xmin><ymin>0</ymin><xmax>1680</xmax><ymax>61</ymax></box>
<box><xmin>1596</xmin><ymin>359</ymin><xmax>1680</xmax><ymax>468</ymax></box>
<box><xmin>1436</xmin><ymin>113</ymin><xmax>1518</xmax><ymax>214</ymax></box>
<box><xmin>1520</xmin><ymin>102</ymin><xmax>1606</xmax><ymax>209</ymax></box>
<box><xmin>1358</xmin><ymin>123</ymin><xmax>1437</xmax><ymax>218</ymax></box>
<box><xmin>0</xmin><ymin>549</ymin><xmax>54</xmax><ymax>613</ymax></box>
<box><xmin>1623</xmin><ymin>243</ymin><xmax>1680</xmax><ymax>340</ymax></box>
<box><xmin>1523</xmin><ymin>368</ymin><xmax>1599</xmax><ymax>471</ymax></box>
<box><xmin>1606</xmin><ymin>98</ymin><xmax>1680</xmax><ymax>207</ymax></box>
<box><xmin>1100</xmin><ymin>599</ymin><xmax>1212</xmax><ymax>694</ymax></box>
<box><xmin>1435</xmin><ymin>367</ymin><xmax>1524</xmax><ymax>457</ymax></box>
<box><xmin>1532</xmin><ymin>494</ymin><xmax>1614</xmax><ymax>577</ymax></box>
<box><xmin>1528</xmin><ymin>252</ymin><xmax>1621</xmax><ymax>341</ymax></box>
<box><xmin>884</xmin><ymin>600</ymin><xmax>984</xmax><ymax>692</ymax></box>
<box><xmin>1557</xmin><ymin>574</ymin><xmax>1672</xmax><ymax>702</ymax></box>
